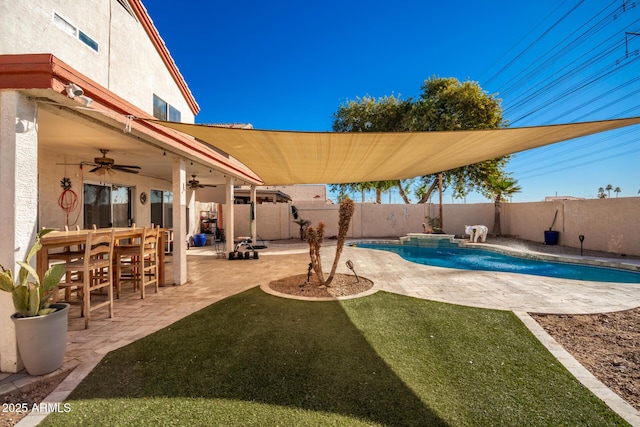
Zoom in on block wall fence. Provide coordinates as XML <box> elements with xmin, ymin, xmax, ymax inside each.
<box><xmin>232</xmin><ymin>197</ymin><xmax>640</xmax><ymax>257</ymax></box>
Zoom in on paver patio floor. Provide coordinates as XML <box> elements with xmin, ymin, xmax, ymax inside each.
<box><xmin>3</xmin><ymin>238</ymin><xmax>640</xmax><ymax>425</ymax></box>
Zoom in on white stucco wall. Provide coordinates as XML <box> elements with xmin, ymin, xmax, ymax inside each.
<box><xmin>0</xmin><ymin>92</ymin><xmax>39</xmax><ymax>372</ymax></box>
<box><xmin>0</xmin><ymin>0</ymin><xmax>194</xmax><ymax>122</ymax></box>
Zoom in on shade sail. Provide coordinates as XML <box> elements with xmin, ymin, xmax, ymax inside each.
<box><xmin>147</xmin><ymin>116</ymin><xmax>640</xmax><ymax>186</ymax></box>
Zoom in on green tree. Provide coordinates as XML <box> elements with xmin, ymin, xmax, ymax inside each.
<box><xmin>614</xmin><ymin>186</ymin><xmax>621</xmax><ymax>198</ymax></box>
<box><xmin>597</xmin><ymin>187</ymin><xmax>606</xmax><ymax>199</ymax></box>
<box><xmin>409</xmin><ymin>77</ymin><xmax>507</xmax><ymax>203</ymax></box>
<box><xmin>293</xmin><ymin>218</ymin><xmax>311</xmax><ymax>240</ymax></box>
<box><xmin>332</xmin><ymin>95</ymin><xmax>412</xmax><ymax>203</ymax></box>
<box><xmin>485</xmin><ymin>176</ymin><xmax>522</xmax><ymax>236</ymax></box>
<box><xmin>331</xmin><ymin>77</ymin><xmax>508</xmax><ymax>207</ymax></box>
<box><xmin>605</xmin><ymin>184</ymin><xmax>613</xmax><ymax>198</ymax></box>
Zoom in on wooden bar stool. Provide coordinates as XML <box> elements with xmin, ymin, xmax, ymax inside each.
<box><xmin>48</xmin><ymin>225</ymin><xmax>83</xmax><ymax>302</ymax></box>
<box><xmin>115</xmin><ymin>227</ymin><xmax>160</xmax><ymax>299</ymax></box>
<box><xmin>60</xmin><ymin>229</ymin><xmax>115</xmax><ymax>329</ymax></box>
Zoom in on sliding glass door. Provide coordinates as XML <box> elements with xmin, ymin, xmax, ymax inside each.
<box><xmin>84</xmin><ymin>183</ymin><xmax>132</xmax><ymax>228</ymax></box>
<box><xmin>150</xmin><ymin>189</ymin><xmax>173</xmax><ymax>228</ymax></box>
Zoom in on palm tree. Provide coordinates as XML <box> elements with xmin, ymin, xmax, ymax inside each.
<box><xmin>293</xmin><ymin>218</ymin><xmax>311</xmax><ymax>240</ymax></box>
<box><xmin>614</xmin><ymin>187</ymin><xmax>621</xmax><ymax>198</ymax></box>
<box><xmin>486</xmin><ymin>176</ymin><xmax>522</xmax><ymax>237</ymax></box>
<box><xmin>597</xmin><ymin>187</ymin><xmax>606</xmax><ymax>199</ymax></box>
<box><xmin>605</xmin><ymin>184</ymin><xmax>613</xmax><ymax>198</ymax></box>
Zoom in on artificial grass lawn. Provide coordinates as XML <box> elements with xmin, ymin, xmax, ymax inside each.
<box><xmin>42</xmin><ymin>289</ymin><xmax>628</xmax><ymax>426</ymax></box>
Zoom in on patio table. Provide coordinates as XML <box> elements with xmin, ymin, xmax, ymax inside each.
<box><xmin>37</xmin><ymin>227</ymin><xmax>165</xmax><ymax>288</ymax></box>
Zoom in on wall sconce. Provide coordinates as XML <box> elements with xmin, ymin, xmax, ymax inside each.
<box><xmin>65</xmin><ymin>83</ymin><xmax>84</xmax><ymax>98</ymax></box>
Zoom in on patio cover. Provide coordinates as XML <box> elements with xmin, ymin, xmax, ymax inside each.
<box><xmin>145</xmin><ymin>116</ymin><xmax>640</xmax><ymax>185</ymax></box>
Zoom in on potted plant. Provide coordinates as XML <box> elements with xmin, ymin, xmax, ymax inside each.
<box><xmin>0</xmin><ymin>228</ymin><xmax>69</xmax><ymax>375</ymax></box>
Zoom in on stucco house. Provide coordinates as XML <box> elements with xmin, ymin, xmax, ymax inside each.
<box><xmin>0</xmin><ymin>0</ymin><xmax>262</xmax><ymax>373</ymax></box>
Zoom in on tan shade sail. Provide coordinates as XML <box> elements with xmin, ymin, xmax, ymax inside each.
<box><xmin>147</xmin><ymin>116</ymin><xmax>640</xmax><ymax>185</ymax></box>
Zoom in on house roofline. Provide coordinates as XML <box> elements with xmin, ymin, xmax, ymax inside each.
<box><xmin>0</xmin><ymin>53</ymin><xmax>261</xmax><ymax>184</ymax></box>
<box><xmin>129</xmin><ymin>0</ymin><xmax>200</xmax><ymax>115</ymax></box>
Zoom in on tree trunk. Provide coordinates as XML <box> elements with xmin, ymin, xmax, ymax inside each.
<box><xmin>326</xmin><ymin>199</ymin><xmax>355</xmax><ymax>286</ymax></box>
<box><xmin>397</xmin><ymin>181</ymin><xmax>411</xmax><ymax>204</ymax></box>
<box><xmin>417</xmin><ymin>179</ymin><xmax>439</xmax><ymax>204</ymax></box>
<box><xmin>438</xmin><ymin>173</ymin><xmax>443</xmax><ymax>230</ymax></box>
<box><xmin>493</xmin><ymin>196</ymin><xmax>502</xmax><ymax>236</ymax></box>
<box><xmin>376</xmin><ymin>189</ymin><xmax>382</xmax><ymax>204</ymax></box>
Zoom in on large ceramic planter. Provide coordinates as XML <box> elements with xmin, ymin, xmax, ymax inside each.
<box><xmin>11</xmin><ymin>303</ymin><xmax>69</xmax><ymax>376</ymax></box>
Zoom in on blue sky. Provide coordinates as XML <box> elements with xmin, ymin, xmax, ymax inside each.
<box><xmin>143</xmin><ymin>0</ymin><xmax>640</xmax><ymax>203</ymax></box>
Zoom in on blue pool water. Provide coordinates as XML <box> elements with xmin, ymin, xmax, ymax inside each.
<box><xmin>356</xmin><ymin>243</ymin><xmax>640</xmax><ymax>283</ymax></box>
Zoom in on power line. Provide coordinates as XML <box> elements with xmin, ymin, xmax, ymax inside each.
<box><xmin>518</xmin><ymin>139</ymin><xmax>640</xmax><ymax>179</ymax></box>
<box><xmin>484</xmin><ymin>0</ymin><xmax>586</xmax><ymax>86</ymax></box>
<box><xmin>511</xmin><ymin>126</ymin><xmax>638</xmax><ymax>163</ymax></box>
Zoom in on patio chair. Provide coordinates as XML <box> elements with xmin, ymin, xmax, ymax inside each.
<box><xmin>48</xmin><ymin>225</ymin><xmax>83</xmax><ymax>302</ymax></box>
<box><xmin>60</xmin><ymin>229</ymin><xmax>116</xmax><ymax>329</ymax></box>
<box><xmin>115</xmin><ymin>226</ymin><xmax>160</xmax><ymax>299</ymax></box>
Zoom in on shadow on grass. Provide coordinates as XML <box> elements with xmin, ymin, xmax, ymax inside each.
<box><xmin>65</xmin><ymin>288</ymin><xmax>446</xmax><ymax>426</ymax></box>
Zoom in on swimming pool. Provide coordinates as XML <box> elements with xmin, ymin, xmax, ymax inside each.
<box><xmin>356</xmin><ymin>243</ymin><xmax>640</xmax><ymax>283</ymax></box>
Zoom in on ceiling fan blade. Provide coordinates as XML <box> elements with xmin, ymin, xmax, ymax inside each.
<box><xmin>89</xmin><ymin>166</ymin><xmax>102</xmax><ymax>173</ymax></box>
<box><xmin>113</xmin><ymin>166</ymin><xmax>140</xmax><ymax>174</ymax></box>
<box><xmin>114</xmin><ymin>164</ymin><xmax>141</xmax><ymax>170</ymax></box>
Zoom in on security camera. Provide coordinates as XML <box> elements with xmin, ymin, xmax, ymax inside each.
<box><xmin>65</xmin><ymin>83</ymin><xmax>84</xmax><ymax>98</ymax></box>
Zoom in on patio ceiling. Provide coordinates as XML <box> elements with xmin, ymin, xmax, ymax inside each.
<box><xmin>33</xmin><ymin>94</ymin><xmax>248</xmax><ymax>186</ymax></box>
<box><xmin>145</xmin><ymin>116</ymin><xmax>640</xmax><ymax>186</ymax></box>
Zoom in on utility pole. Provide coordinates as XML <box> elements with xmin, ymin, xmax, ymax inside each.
<box><xmin>626</xmin><ymin>32</ymin><xmax>639</xmax><ymax>58</ymax></box>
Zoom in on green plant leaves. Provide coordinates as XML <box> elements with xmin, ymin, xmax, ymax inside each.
<box><xmin>12</xmin><ymin>285</ymin><xmax>29</xmax><ymax>316</ymax></box>
<box><xmin>1</xmin><ymin>228</ymin><xmax>64</xmax><ymax>317</ymax></box>
<box><xmin>0</xmin><ymin>268</ymin><xmax>15</xmax><ymax>292</ymax></box>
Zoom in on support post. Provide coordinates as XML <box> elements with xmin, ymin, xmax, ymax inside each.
<box><xmin>0</xmin><ymin>92</ymin><xmax>38</xmax><ymax>373</ymax></box>
<box><xmin>172</xmin><ymin>158</ymin><xmax>187</xmax><ymax>285</ymax></box>
<box><xmin>224</xmin><ymin>177</ymin><xmax>235</xmax><ymax>254</ymax></box>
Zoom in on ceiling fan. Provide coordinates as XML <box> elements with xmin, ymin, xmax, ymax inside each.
<box><xmin>188</xmin><ymin>175</ymin><xmax>217</xmax><ymax>189</ymax></box>
<box><xmin>86</xmin><ymin>149</ymin><xmax>141</xmax><ymax>176</ymax></box>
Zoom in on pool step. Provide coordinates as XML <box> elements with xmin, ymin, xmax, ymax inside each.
<box><xmin>400</xmin><ymin>233</ymin><xmax>466</xmax><ymax>248</ymax></box>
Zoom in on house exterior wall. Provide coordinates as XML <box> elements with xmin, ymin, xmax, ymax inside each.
<box><xmin>38</xmin><ymin>149</ymin><xmax>172</xmax><ymax>230</ymax></box>
<box><xmin>0</xmin><ymin>0</ymin><xmax>194</xmax><ymax>122</ymax></box>
<box><xmin>239</xmin><ymin>198</ymin><xmax>640</xmax><ymax>256</ymax></box>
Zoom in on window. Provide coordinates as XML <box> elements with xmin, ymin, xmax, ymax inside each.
<box><xmin>53</xmin><ymin>13</ymin><xmax>76</xmax><ymax>37</ymax></box>
<box><xmin>53</xmin><ymin>12</ymin><xmax>99</xmax><ymax>52</ymax></box>
<box><xmin>169</xmin><ymin>105</ymin><xmax>181</xmax><ymax>122</ymax></box>
<box><xmin>79</xmin><ymin>31</ymin><xmax>99</xmax><ymax>52</ymax></box>
<box><xmin>151</xmin><ymin>190</ymin><xmax>173</xmax><ymax>228</ymax></box>
<box><xmin>153</xmin><ymin>95</ymin><xmax>167</xmax><ymax>121</ymax></box>
<box><xmin>153</xmin><ymin>94</ymin><xmax>181</xmax><ymax>121</ymax></box>
<box><xmin>84</xmin><ymin>184</ymin><xmax>133</xmax><ymax>228</ymax></box>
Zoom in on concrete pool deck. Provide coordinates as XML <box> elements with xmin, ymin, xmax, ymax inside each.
<box><xmin>338</xmin><ymin>240</ymin><xmax>640</xmax><ymax>314</ymax></box>
<box><xmin>4</xmin><ymin>237</ymin><xmax>640</xmax><ymax>426</ymax></box>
